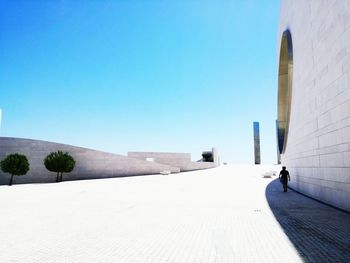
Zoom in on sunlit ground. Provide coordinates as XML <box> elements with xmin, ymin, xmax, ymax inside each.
<box><xmin>0</xmin><ymin>165</ymin><xmax>303</xmax><ymax>263</ymax></box>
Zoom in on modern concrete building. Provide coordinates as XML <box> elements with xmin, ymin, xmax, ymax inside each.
<box><xmin>200</xmin><ymin>148</ymin><xmax>220</xmax><ymax>166</ymax></box>
<box><xmin>0</xmin><ymin>137</ymin><xmax>215</xmax><ymax>185</ymax></box>
<box><xmin>253</xmin><ymin>122</ymin><xmax>261</xmax><ymax>164</ymax></box>
<box><xmin>278</xmin><ymin>0</ymin><xmax>350</xmax><ymax>211</ymax></box>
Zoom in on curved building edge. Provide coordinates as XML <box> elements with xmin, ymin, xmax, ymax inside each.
<box><xmin>278</xmin><ymin>0</ymin><xmax>350</xmax><ymax>211</ymax></box>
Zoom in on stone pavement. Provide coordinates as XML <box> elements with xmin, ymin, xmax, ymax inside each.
<box><xmin>266</xmin><ymin>178</ymin><xmax>350</xmax><ymax>263</ymax></box>
<box><xmin>0</xmin><ymin>165</ymin><xmax>348</xmax><ymax>263</ymax></box>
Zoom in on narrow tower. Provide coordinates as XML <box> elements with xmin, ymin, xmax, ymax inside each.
<box><xmin>253</xmin><ymin>122</ymin><xmax>261</xmax><ymax>164</ymax></box>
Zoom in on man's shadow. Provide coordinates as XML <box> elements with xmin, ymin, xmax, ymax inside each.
<box><xmin>265</xmin><ymin>178</ymin><xmax>350</xmax><ymax>263</ymax></box>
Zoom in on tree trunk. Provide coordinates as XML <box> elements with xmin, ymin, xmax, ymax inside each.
<box><xmin>56</xmin><ymin>172</ymin><xmax>59</xmax><ymax>182</ymax></box>
<box><xmin>60</xmin><ymin>172</ymin><xmax>63</xmax><ymax>182</ymax></box>
<box><xmin>9</xmin><ymin>174</ymin><xmax>14</xmax><ymax>186</ymax></box>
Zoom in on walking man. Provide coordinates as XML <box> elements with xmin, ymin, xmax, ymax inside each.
<box><xmin>279</xmin><ymin>166</ymin><xmax>290</xmax><ymax>192</ymax></box>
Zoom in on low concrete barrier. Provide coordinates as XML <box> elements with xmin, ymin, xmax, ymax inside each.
<box><xmin>128</xmin><ymin>152</ymin><xmax>215</xmax><ymax>172</ymax></box>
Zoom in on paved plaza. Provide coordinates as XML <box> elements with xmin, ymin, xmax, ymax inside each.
<box><xmin>0</xmin><ymin>165</ymin><xmax>349</xmax><ymax>263</ymax></box>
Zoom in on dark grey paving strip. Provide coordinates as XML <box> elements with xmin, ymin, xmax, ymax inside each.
<box><xmin>266</xmin><ymin>179</ymin><xmax>350</xmax><ymax>263</ymax></box>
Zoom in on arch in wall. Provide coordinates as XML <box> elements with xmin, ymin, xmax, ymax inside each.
<box><xmin>277</xmin><ymin>29</ymin><xmax>293</xmax><ymax>154</ymax></box>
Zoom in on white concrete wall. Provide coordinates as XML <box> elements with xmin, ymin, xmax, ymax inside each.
<box><xmin>279</xmin><ymin>0</ymin><xmax>350</xmax><ymax>211</ymax></box>
<box><xmin>128</xmin><ymin>152</ymin><xmax>215</xmax><ymax>172</ymax></box>
<box><xmin>212</xmin><ymin>147</ymin><xmax>220</xmax><ymax>166</ymax></box>
<box><xmin>0</xmin><ymin>137</ymin><xmax>180</xmax><ymax>185</ymax></box>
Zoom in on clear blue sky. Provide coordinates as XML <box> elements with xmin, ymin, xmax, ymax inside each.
<box><xmin>0</xmin><ymin>0</ymin><xmax>280</xmax><ymax>164</ymax></box>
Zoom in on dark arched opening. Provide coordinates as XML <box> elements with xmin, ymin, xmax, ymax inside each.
<box><xmin>277</xmin><ymin>29</ymin><xmax>293</xmax><ymax>154</ymax></box>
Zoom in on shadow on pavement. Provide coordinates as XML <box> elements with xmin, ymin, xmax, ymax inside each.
<box><xmin>265</xmin><ymin>178</ymin><xmax>350</xmax><ymax>263</ymax></box>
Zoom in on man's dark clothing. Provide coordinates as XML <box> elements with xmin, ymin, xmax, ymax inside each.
<box><xmin>280</xmin><ymin>170</ymin><xmax>289</xmax><ymax>184</ymax></box>
<box><xmin>279</xmin><ymin>169</ymin><xmax>290</xmax><ymax>192</ymax></box>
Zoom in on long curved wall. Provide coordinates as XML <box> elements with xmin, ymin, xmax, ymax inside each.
<box><xmin>0</xmin><ymin>137</ymin><xmax>180</xmax><ymax>185</ymax></box>
<box><xmin>278</xmin><ymin>0</ymin><xmax>350</xmax><ymax>211</ymax></box>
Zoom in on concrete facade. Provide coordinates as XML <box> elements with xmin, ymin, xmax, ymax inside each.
<box><xmin>200</xmin><ymin>148</ymin><xmax>220</xmax><ymax>166</ymax></box>
<box><xmin>128</xmin><ymin>152</ymin><xmax>215</xmax><ymax>172</ymax></box>
<box><xmin>0</xmin><ymin>137</ymin><xmax>181</xmax><ymax>185</ymax></box>
<box><xmin>278</xmin><ymin>0</ymin><xmax>350</xmax><ymax>211</ymax></box>
<box><xmin>211</xmin><ymin>147</ymin><xmax>220</xmax><ymax>166</ymax></box>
